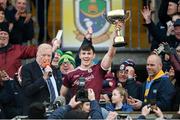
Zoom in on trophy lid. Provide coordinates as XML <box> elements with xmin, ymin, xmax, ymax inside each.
<box><xmin>107</xmin><ymin>9</ymin><xmax>125</xmax><ymax>17</ymax></box>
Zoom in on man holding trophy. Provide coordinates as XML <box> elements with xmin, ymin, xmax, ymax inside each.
<box><xmin>105</xmin><ymin>9</ymin><xmax>130</xmax><ymax>47</ymax></box>
<box><xmin>60</xmin><ymin>9</ymin><xmax>130</xmax><ymax>101</ymax></box>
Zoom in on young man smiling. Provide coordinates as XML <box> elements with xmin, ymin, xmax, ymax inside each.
<box><xmin>60</xmin><ymin>21</ymin><xmax>124</xmax><ymax>100</ymax></box>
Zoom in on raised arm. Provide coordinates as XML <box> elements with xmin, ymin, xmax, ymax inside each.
<box><xmin>141</xmin><ymin>6</ymin><xmax>168</xmax><ymax>42</ymax></box>
<box><xmin>101</xmin><ymin>20</ymin><xmax>125</xmax><ymax>70</ymax></box>
<box><xmin>101</xmin><ymin>45</ymin><xmax>116</xmax><ymax>70</ymax></box>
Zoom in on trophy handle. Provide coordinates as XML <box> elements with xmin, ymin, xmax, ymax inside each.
<box><xmin>125</xmin><ymin>10</ymin><xmax>131</xmax><ymax>22</ymax></box>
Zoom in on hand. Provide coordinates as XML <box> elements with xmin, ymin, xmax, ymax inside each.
<box><xmin>43</xmin><ymin>65</ymin><xmax>52</xmax><ymax>80</ymax></box>
<box><xmin>24</xmin><ymin>13</ymin><xmax>32</xmax><ymax>23</ymax></box>
<box><xmin>52</xmin><ymin>38</ymin><xmax>61</xmax><ymax>52</ymax></box>
<box><xmin>164</xmin><ymin>54</ymin><xmax>170</xmax><ymax>61</ymax></box>
<box><xmin>133</xmin><ymin>98</ymin><xmax>142</xmax><ymax>110</ymax></box>
<box><xmin>109</xmin><ymin>81</ymin><xmax>113</xmax><ymax>87</ymax></box>
<box><xmin>127</xmin><ymin>96</ymin><xmax>136</xmax><ymax>105</ymax></box>
<box><xmin>88</xmin><ymin>88</ymin><xmax>95</xmax><ymax>101</ymax></box>
<box><xmin>166</xmin><ymin>21</ymin><xmax>174</xmax><ymax>36</ymax></box>
<box><xmin>85</xmin><ymin>26</ymin><xmax>93</xmax><ymax>39</ymax></box>
<box><xmin>163</xmin><ymin>42</ymin><xmax>171</xmax><ymax>55</ymax></box>
<box><xmin>114</xmin><ymin>20</ymin><xmax>124</xmax><ymax>29</ymax></box>
<box><xmin>15</xmin><ymin>11</ymin><xmax>20</xmax><ymax>21</ymax></box>
<box><xmin>9</xmin><ymin>23</ymin><xmax>13</xmax><ymax>32</ymax></box>
<box><xmin>127</xmin><ymin>96</ymin><xmax>142</xmax><ymax>110</ymax></box>
<box><xmin>125</xmin><ymin>66</ymin><xmax>135</xmax><ymax>79</ymax></box>
<box><xmin>153</xmin><ymin>107</ymin><xmax>164</xmax><ymax>118</ymax></box>
<box><xmin>69</xmin><ymin>96</ymin><xmax>81</xmax><ymax>108</ymax></box>
<box><xmin>152</xmin><ymin>49</ymin><xmax>159</xmax><ymax>55</ymax></box>
<box><xmin>0</xmin><ymin>70</ymin><xmax>10</xmax><ymax>81</ymax></box>
<box><xmin>101</xmin><ymin>94</ymin><xmax>110</xmax><ymax>102</ymax></box>
<box><xmin>141</xmin><ymin>6</ymin><xmax>152</xmax><ymax>24</ymax></box>
<box><xmin>141</xmin><ymin>105</ymin><xmax>151</xmax><ymax>116</ymax></box>
<box><xmin>106</xmin><ymin>111</ymin><xmax>118</xmax><ymax>120</ymax></box>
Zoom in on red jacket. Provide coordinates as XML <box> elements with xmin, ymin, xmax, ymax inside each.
<box><xmin>0</xmin><ymin>44</ymin><xmax>37</xmax><ymax>78</ymax></box>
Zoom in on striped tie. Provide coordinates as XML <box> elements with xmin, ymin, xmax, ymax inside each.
<box><xmin>47</xmin><ymin>78</ymin><xmax>56</xmax><ymax>103</ymax></box>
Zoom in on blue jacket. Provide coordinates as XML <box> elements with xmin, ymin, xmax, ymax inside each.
<box><xmin>105</xmin><ymin>102</ymin><xmax>133</xmax><ymax>112</ymax></box>
<box><xmin>139</xmin><ymin>75</ymin><xmax>175</xmax><ymax>111</ymax></box>
<box><xmin>48</xmin><ymin>100</ymin><xmax>103</xmax><ymax>119</ymax></box>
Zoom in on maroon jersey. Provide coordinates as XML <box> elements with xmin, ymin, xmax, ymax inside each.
<box><xmin>63</xmin><ymin>64</ymin><xmax>106</xmax><ymax>100</ymax></box>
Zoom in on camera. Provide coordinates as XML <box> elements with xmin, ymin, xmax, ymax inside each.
<box><xmin>156</xmin><ymin>44</ymin><xmax>165</xmax><ymax>54</ymax></box>
<box><xmin>75</xmin><ymin>77</ymin><xmax>88</xmax><ymax>102</ymax></box>
<box><xmin>147</xmin><ymin>99</ymin><xmax>157</xmax><ymax>111</ymax></box>
<box><xmin>150</xmin><ymin>104</ymin><xmax>157</xmax><ymax>110</ymax></box>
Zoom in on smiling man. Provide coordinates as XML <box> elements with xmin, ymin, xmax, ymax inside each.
<box><xmin>0</xmin><ymin>26</ymin><xmax>37</xmax><ymax>78</ymax></box>
<box><xmin>60</xmin><ymin>42</ymin><xmax>116</xmax><ymax>100</ymax></box>
<box><xmin>128</xmin><ymin>54</ymin><xmax>175</xmax><ymax>111</ymax></box>
<box><xmin>60</xmin><ymin>29</ymin><xmax>118</xmax><ymax>100</ymax></box>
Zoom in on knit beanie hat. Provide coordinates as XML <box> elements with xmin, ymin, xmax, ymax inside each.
<box><xmin>58</xmin><ymin>51</ymin><xmax>76</xmax><ymax>67</ymax></box>
<box><xmin>0</xmin><ymin>22</ymin><xmax>9</xmax><ymax>33</ymax></box>
<box><xmin>55</xmin><ymin>49</ymin><xmax>63</xmax><ymax>56</ymax></box>
<box><xmin>119</xmin><ymin>59</ymin><xmax>135</xmax><ymax>71</ymax></box>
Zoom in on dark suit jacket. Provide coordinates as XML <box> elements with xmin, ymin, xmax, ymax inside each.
<box><xmin>21</xmin><ymin>60</ymin><xmax>62</xmax><ymax>115</ymax></box>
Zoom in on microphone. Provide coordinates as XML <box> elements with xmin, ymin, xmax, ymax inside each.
<box><xmin>44</xmin><ymin>62</ymin><xmax>52</xmax><ymax>77</ymax></box>
<box><xmin>53</xmin><ymin>96</ymin><xmax>66</xmax><ymax>108</ymax></box>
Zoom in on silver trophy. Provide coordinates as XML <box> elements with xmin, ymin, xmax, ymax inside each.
<box><xmin>105</xmin><ymin>9</ymin><xmax>130</xmax><ymax>47</ymax></box>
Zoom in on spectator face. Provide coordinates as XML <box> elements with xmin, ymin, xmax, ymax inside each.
<box><xmin>53</xmin><ymin>52</ymin><xmax>61</xmax><ymax>63</ymax></box>
<box><xmin>146</xmin><ymin>55</ymin><xmax>162</xmax><ymax>77</ymax></box>
<box><xmin>0</xmin><ymin>10</ymin><xmax>4</xmax><ymax>22</ymax></box>
<box><xmin>116</xmin><ymin>70</ymin><xmax>128</xmax><ymax>83</ymax></box>
<box><xmin>168</xmin><ymin>66</ymin><xmax>175</xmax><ymax>79</ymax></box>
<box><xmin>176</xmin><ymin>45</ymin><xmax>180</xmax><ymax>57</ymax></box>
<box><xmin>81</xmin><ymin>102</ymin><xmax>90</xmax><ymax>113</ymax></box>
<box><xmin>36</xmin><ymin>44</ymin><xmax>52</xmax><ymax>68</ymax></box>
<box><xmin>0</xmin><ymin>31</ymin><xmax>9</xmax><ymax>47</ymax></box>
<box><xmin>15</xmin><ymin>0</ymin><xmax>27</xmax><ymax>13</ymax></box>
<box><xmin>60</xmin><ymin>62</ymin><xmax>74</xmax><ymax>74</ymax></box>
<box><xmin>174</xmin><ymin>26</ymin><xmax>180</xmax><ymax>40</ymax></box>
<box><xmin>51</xmin><ymin>52</ymin><xmax>61</xmax><ymax>67</ymax></box>
<box><xmin>125</xmin><ymin>66</ymin><xmax>136</xmax><ymax>78</ymax></box>
<box><xmin>169</xmin><ymin>15</ymin><xmax>180</xmax><ymax>35</ymax></box>
<box><xmin>79</xmin><ymin>49</ymin><xmax>95</xmax><ymax>68</ymax></box>
<box><xmin>111</xmin><ymin>89</ymin><xmax>124</xmax><ymax>104</ymax></box>
<box><xmin>167</xmin><ymin>2</ymin><xmax>178</xmax><ymax>16</ymax></box>
<box><xmin>0</xmin><ymin>0</ymin><xmax>7</xmax><ymax>8</ymax></box>
<box><xmin>178</xmin><ymin>3</ymin><xmax>180</xmax><ymax>12</ymax></box>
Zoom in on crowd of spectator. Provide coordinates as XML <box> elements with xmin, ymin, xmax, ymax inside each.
<box><xmin>0</xmin><ymin>0</ymin><xmax>180</xmax><ymax>119</ymax></box>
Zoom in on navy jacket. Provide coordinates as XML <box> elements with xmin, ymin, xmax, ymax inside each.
<box><xmin>0</xmin><ymin>80</ymin><xmax>22</xmax><ymax>119</ymax></box>
<box><xmin>138</xmin><ymin>76</ymin><xmax>175</xmax><ymax>111</ymax></box>
<box><xmin>48</xmin><ymin>100</ymin><xmax>103</xmax><ymax>119</ymax></box>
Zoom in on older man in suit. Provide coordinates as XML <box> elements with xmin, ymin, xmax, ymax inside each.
<box><xmin>21</xmin><ymin>43</ymin><xmax>62</xmax><ymax>115</ymax></box>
